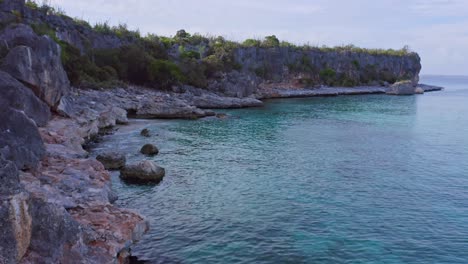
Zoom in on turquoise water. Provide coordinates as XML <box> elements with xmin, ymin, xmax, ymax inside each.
<box><xmin>95</xmin><ymin>76</ymin><xmax>468</xmax><ymax>264</ymax></box>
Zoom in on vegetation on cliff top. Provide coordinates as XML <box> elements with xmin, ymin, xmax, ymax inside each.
<box><xmin>10</xmin><ymin>1</ymin><xmax>417</xmax><ymax>89</ymax></box>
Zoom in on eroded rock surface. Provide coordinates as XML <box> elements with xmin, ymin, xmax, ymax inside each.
<box><xmin>0</xmin><ymin>24</ymin><xmax>70</xmax><ymax>108</ymax></box>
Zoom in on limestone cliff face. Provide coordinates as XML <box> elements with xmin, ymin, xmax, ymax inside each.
<box><xmin>234</xmin><ymin>47</ymin><xmax>421</xmax><ymax>85</ymax></box>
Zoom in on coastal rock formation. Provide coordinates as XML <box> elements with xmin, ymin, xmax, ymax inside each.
<box><xmin>120</xmin><ymin>160</ymin><xmax>166</xmax><ymax>184</ymax></box>
<box><xmin>0</xmin><ymin>70</ymin><xmax>50</xmax><ymax>127</ymax></box>
<box><xmin>231</xmin><ymin>47</ymin><xmax>421</xmax><ymax>92</ymax></box>
<box><xmin>386</xmin><ymin>80</ymin><xmax>417</xmax><ymax>95</ymax></box>
<box><xmin>96</xmin><ymin>152</ymin><xmax>126</xmax><ymax>170</ymax></box>
<box><xmin>0</xmin><ymin>24</ymin><xmax>70</xmax><ymax>108</ymax></box>
<box><xmin>0</xmin><ymin>107</ymin><xmax>45</xmax><ymax>170</ymax></box>
<box><xmin>140</xmin><ymin>144</ymin><xmax>159</xmax><ymax>156</ymax></box>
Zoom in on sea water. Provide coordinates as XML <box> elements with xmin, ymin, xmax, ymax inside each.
<box><xmin>94</xmin><ymin>75</ymin><xmax>468</xmax><ymax>264</ymax></box>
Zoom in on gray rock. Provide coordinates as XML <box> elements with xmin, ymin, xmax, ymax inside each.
<box><xmin>0</xmin><ymin>192</ymin><xmax>32</xmax><ymax>264</ymax></box>
<box><xmin>27</xmin><ymin>198</ymin><xmax>83</xmax><ymax>263</ymax></box>
<box><xmin>135</xmin><ymin>98</ymin><xmax>213</xmax><ymax>119</ymax></box>
<box><xmin>0</xmin><ymin>107</ymin><xmax>45</xmax><ymax>170</ymax></box>
<box><xmin>0</xmin><ymin>70</ymin><xmax>51</xmax><ymax>127</ymax></box>
<box><xmin>140</xmin><ymin>144</ymin><xmax>159</xmax><ymax>156</ymax></box>
<box><xmin>96</xmin><ymin>152</ymin><xmax>126</xmax><ymax>170</ymax></box>
<box><xmin>386</xmin><ymin>80</ymin><xmax>416</xmax><ymax>95</ymax></box>
<box><xmin>415</xmin><ymin>87</ymin><xmax>424</xmax><ymax>94</ymax></box>
<box><xmin>1</xmin><ymin>24</ymin><xmax>70</xmax><ymax>108</ymax></box>
<box><xmin>0</xmin><ymin>153</ymin><xmax>20</xmax><ymax>196</ymax></box>
<box><xmin>120</xmin><ymin>160</ymin><xmax>165</xmax><ymax>184</ymax></box>
<box><xmin>140</xmin><ymin>128</ymin><xmax>151</xmax><ymax>137</ymax></box>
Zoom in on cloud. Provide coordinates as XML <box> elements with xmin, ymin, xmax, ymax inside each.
<box><xmin>410</xmin><ymin>0</ymin><xmax>468</xmax><ymax>16</ymax></box>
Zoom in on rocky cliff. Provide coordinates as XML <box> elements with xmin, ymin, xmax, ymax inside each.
<box><xmin>1</xmin><ymin>0</ymin><xmax>422</xmax><ymax>97</ymax></box>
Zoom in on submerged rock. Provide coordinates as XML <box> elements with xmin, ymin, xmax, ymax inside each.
<box><xmin>96</xmin><ymin>152</ymin><xmax>126</xmax><ymax>170</ymax></box>
<box><xmin>140</xmin><ymin>144</ymin><xmax>159</xmax><ymax>156</ymax></box>
<box><xmin>120</xmin><ymin>160</ymin><xmax>165</xmax><ymax>184</ymax></box>
<box><xmin>386</xmin><ymin>80</ymin><xmax>416</xmax><ymax>95</ymax></box>
<box><xmin>140</xmin><ymin>128</ymin><xmax>151</xmax><ymax>137</ymax></box>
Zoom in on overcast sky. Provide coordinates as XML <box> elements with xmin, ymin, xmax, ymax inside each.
<box><xmin>50</xmin><ymin>0</ymin><xmax>468</xmax><ymax>75</ymax></box>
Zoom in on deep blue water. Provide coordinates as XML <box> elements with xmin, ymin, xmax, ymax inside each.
<box><xmin>95</xmin><ymin>76</ymin><xmax>468</xmax><ymax>264</ymax></box>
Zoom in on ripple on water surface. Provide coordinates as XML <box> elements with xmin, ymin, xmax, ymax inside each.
<box><xmin>94</xmin><ymin>76</ymin><xmax>468</xmax><ymax>264</ymax></box>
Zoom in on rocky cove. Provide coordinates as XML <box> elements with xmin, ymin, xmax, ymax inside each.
<box><xmin>0</xmin><ymin>0</ymin><xmax>445</xmax><ymax>263</ymax></box>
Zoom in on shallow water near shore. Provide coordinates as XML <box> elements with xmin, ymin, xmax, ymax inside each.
<box><xmin>93</xmin><ymin>75</ymin><xmax>468</xmax><ymax>264</ymax></box>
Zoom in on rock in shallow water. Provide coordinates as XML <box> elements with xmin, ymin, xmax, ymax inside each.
<box><xmin>415</xmin><ymin>87</ymin><xmax>425</xmax><ymax>94</ymax></box>
<box><xmin>96</xmin><ymin>152</ymin><xmax>126</xmax><ymax>170</ymax></box>
<box><xmin>386</xmin><ymin>80</ymin><xmax>416</xmax><ymax>95</ymax></box>
<box><xmin>120</xmin><ymin>160</ymin><xmax>165</xmax><ymax>184</ymax></box>
<box><xmin>140</xmin><ymin>128</ymin><xmax>151</xmax><ymax>137</ymax></box>
<box><xmin>140</xmin><ymin>144</ymin><xmax>159</xmax><ymax>156</ymax></box>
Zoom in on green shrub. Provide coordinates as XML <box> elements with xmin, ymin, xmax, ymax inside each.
<box><xmin>262</xmin><ymin>35</ymin><xmax>280</xmax><ymax>47</ymax></box>
<box><xmin>280</xmin><ymin>41</ymin><xmax>296</xmax><ymax>48</ymax></box>
<box><xmin>112</xmin><ymin>23</ymin><xmax>140</xmax><ymax>39</ymax></box>
<box><xmin>73</xmin><ymin>17</ymin><xmax>91</xmax><ymax>28</ymax></box>
<box><xmin>148</xmin><ymin>59</ymin><xmax>184</xmax><ymax>89</ymax></box>
<box><xmin>319</xmin><ymin>67</ymin><xmax>336</xmax><ymax>86</ymax></box>
<box><xmin>254</xmin><ymin>65</ymin><xmax>271</xmax><ymax>79</ymax></box>
<box><xmin>94</xmin><ymin>21</ymin><xmax>112</xmax><ymax>34</ymax></box>
<box><xmin>341</xmin><ymin>77</ymin><xmax>357</xmax><ymax>87</ymax></box>
<box><xmin>25</xmin><ymin>0</ymin><xmax>39</xmax><ymax>9</ymax></box>
<box><xmin>30</xmin><ymin>23</ymin><xmax>59</xmax><ymax>42</ymax></box>
<box><xmin>242</xmin><ymin>39</ymin><xmax>261</xmax><ymax>47</ymax></box>
<box><xmin>179</xmin><ymin>58</ymin><xmax>207</xmax><ymax>87</ymax></box>
<box><xmin>11</xmin><ymin>10</ymin><xmax>22</xmax><ymax>23</ymax></box>
<box><xmin>352</xmin><ymin>60</ymin><xmax>360</xmax><ymax>69</ymax></box>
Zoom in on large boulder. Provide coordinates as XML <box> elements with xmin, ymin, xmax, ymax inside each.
<box><xmin>0</xmin><ymin>70</ymin><xmax>51</xmax><ymax>126</ymax></box>
<box><xmin>0</xmin><ymin>107</ymin><xmax>45</xmax><ymax>170</ymax></box>
<box><xmin>96</xmin><ymin>152</ymin><xmax>126</xmax><ymax>170</ymax></box>
<box><xmin>120</xmin><ymin>160</ymin><xmax>165</xmax><ymax>184</ymax></box>
<box><xmin>0</xmin><ymin>24</ymin><xmax>70</xmax><ymax>108</ymax></box>
<box><xmin>386</xmin><ymin>80</ymin><xmax>416</xmax><ymax>95</ymax></box>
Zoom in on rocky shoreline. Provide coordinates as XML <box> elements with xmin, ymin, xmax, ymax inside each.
<box><xmin>0</xmin><ymin>1</ymin><xmax>443</xmax><ymax>262</ymax></box>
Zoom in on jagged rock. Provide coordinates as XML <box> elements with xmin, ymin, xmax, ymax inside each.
<box><xmin>386</xmin><ymin>80</ymin><xmax>416</xmax><ymax>95</ymax></box>
<box><xmin>0</xmin><ymin>24</ymin><xmax>70</xmax><ymax>108</ymax></box>
<box><xmin>0</xmin><ymin>153</ymin><xmax>20</xmax><ymax>196</ymax></box>
<box><xmin>96</xmin><ymin>152</ymin><xmax>126</xmax><ymax>170</ymax></box>
<box><xmin>0</xmin><ymin>107</ymin><xmax>44</xmax><ymax>170</ymax></box>
<box><xmin>0</xmin><ymin>192</ymin><xmax>32</xmax><ymax>264</ymax></box>
<box><xmin>134</xmin><ymin>98</ymin><xmax>213</xmax><ymax>119</ymax></box>
<box><xmin>24</xmin><ymin>198</ymin><xmax>84</xmax><ymax>263</ymax></box>
<box><xmin>120</xmin><ymin>160</ymin><xmax>165</xmax><ymax>184</ymax></box>
<box><xmin>207</xmin><ymin>71</ymin><xmax>260</xmax><ymax>97</ymax></box>
<box><xmin>140</xmin><ymin>144</ymin><xmax>159</xmax><ymax>156</ymax></box>
<box><xmin>140</xmin><ymin>128</ymin><xmax>151</xmax><ymax>137</ymax></box>
<box><xmin>0</xmin><ymin>70</ymin><xmax>51</xmax><ymax>127</ymax></box>
<box><xmin>190</xmin><ymin>94</ymin><xmax>263</xmax><ymax>109</ymax></box>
